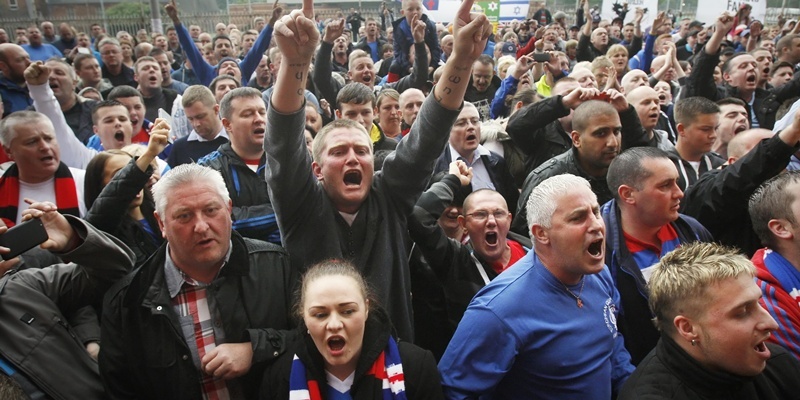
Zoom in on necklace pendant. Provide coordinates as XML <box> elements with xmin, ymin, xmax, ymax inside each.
<box><xmin>577</xmin><ymin>298</ymin><xmax>583</xmax><ymax>308</ymax></box>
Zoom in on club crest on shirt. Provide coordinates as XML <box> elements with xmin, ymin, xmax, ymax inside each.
<box><xmin>603</xmin><ymin>297</ymin><xmax>619</xmax><ymax>338</ymax></box>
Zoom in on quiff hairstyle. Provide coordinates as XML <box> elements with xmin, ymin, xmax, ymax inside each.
<box><xmin>674</xmin><ymin>96</ymin><xmax>720</xmax><ymax>126</ymax></box>
<box><xmin>182</xmin><ymin>85</ymin><xmax>217</xmax><ymax>108</ymax></box>
<box><xmin>311</xmin><ymin>119</ymin><xmax>372</xmax><ymax>163</ymax></box>
<box><xmin>526</xmin><ymin>174</ymin><xmax>593</xmax><ymax>231</ymax></box>
<box><xmin>649</xmin><ymin>242</ymin><xmax>755</xmax><ymax>334</ymax></box>
<box><xmin>607</xmin><ymin>147</ymin><xmax>671</xmax><ymax>201</ymax></box>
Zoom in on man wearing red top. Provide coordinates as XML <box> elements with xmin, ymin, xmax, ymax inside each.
<box><xmin>601</xmin><ymin>146</ymin><xmax>713</xmax><ymax>365</ymax></box>
<box><xmin>749</xmin><ymin>171</ymin><xmax>800</xmax><ymax>360</ymax></box>
<box><xmin>409</xmin><ymin>160</ymin><xmax>531</xmax><ymax>329</ymax></box>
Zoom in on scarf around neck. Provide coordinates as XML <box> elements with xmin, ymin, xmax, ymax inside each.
<box><xmin>0</xmin><ymin>161</ymin><xmax>80</xmax><ymax>227</ymax></box>
<box><xmin>289</xmin><ymin>336</ymin><xmax>407</xmax><ymax>400</ymax></box>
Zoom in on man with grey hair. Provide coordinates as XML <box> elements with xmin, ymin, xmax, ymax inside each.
<box><xmin>39</xmin><ymin>57</ymin><xmax>97</xmax><ymax>143</ymax></box>
<box><xmin>167</xmin><ymin>85</ymin><xmax>228</xmax><ymax>167</ymax></box>
<box><xmin>439</xmin><ymin>173</ymin><xmax>633</xmax><ymax>398</ymax></box>
<box><xmin>40</xmin><ymin>21</ymin><xmax>58</xmax><ymax>44</ymax></box>
<box><xmin>0</xmin><ymin>110</ymin><xmax>86</xmax><ymax>227</ymax></box>
<box><xmin>98</xmin><ymin>37</ymin><xmax>136</xmax><ymax>88</ymax></box>
<box><xmin>198</xmin><ymin>87</ymin><xmax>279</xmax><ymax>244</ymax></box>
<box><xmin>100</xmin><ymin>163</ymin><xmax>294</xmax><ymax>399</ymax></box>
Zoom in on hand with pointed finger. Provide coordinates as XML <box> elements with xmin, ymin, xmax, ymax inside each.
<box><xmin>20</xmin><ymin>200</ymin><xmax>78</xmax><ymax>253</ymax></box>
<box><xmin>273</xmin><ymin>0</ymin><xmax>320</xmax><ymax>64</ymax></box>
<box><xmin>269</xmin><ymin>3</ymin><xmax>284</xmax><ymax>27</ymax></box>
<box><xmin>451</xmin><ymin>0</ymin><xmax>493</xmax><ymax>62</ymax></box>
<box><xmin>165</xmin><ymin>0</ymin><xmax>180</xmax><ymax>24</ymax></box>
<box><xmin>24</xmin><ymin>61</ymin><xmax>51</xmax><ymax>86</ymax></box>
<box><xmin>411</xmin><ymin>14</ymin><xmax>426</xmax><ymax>43</ymax></box>
<box><xmin>322</xmin><ymin>18</ymin><xmax>345</xmax><ymax>44</ymax></box>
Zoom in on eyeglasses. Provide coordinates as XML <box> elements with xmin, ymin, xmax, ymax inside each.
<box><xmin>466</xmin><ymin>209</ymin><xmax>509</xmax><ymax>222</ymax></box>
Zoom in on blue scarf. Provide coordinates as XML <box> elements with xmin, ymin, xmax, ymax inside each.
<box><xmin>289</xmin><ymin>336</ymin><xmax>408</xmax><ymax>400</ymax></box>
<box><xmin>764</xmin><ymin>249</ymin><xmax>800</xmax><ymax>304</ymax></box>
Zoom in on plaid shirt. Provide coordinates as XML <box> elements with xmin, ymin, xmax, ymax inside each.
<box><xmin>166</xmin><ymin>243</ymin><xmax>236</xmax><ymax>400</ymax></box>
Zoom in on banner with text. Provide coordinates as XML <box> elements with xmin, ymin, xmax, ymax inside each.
<box><xmin>695</xmin><ymin>0</ymin><xmax>766</xmax><ymax>26</ymax></box>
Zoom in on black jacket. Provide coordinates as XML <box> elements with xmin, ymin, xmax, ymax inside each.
<box><xmin>601</xmin><ymin>200</ymin><xmax>713</xmax><ymax>365</ymax></box>
<box><xmin>511</xmin><ymin>105</ymin><xmax>649</xmax><ymax>236</ymax></box>
<box><xmin>506</xmin><ymin>94</ymin><xmax>573</xmax><ymax>177</ymax></box>
<box><xmin>85</xmin><ymin>158</ymin><xmax>162</xmax><ymax>266</ymax></box>
<box><xmin>100</xmin><ymin>232</ymin><xmax>295</xmax><ymax>400</ymax></box>
<box><xmin>433</xmin><ymin>148</ymin><xmax>519</xmax><ymax>215</ymax></box>
<box><xmin>408</xmin><ymin>174</ymin><xmax>531</xmax><ymax>329</ymax></box>
<box><xmin>681</xmin><ymin>134</ymin><xmax>798</xmax><ymax>257</ymax></box>
<box><xmin>199</xmin><ymin>142</ymin><xmax>281</xmax><ymax>244</ymax></box>
<box><xmin>260</xmin><ymin>308</ymin><xmax>444</xmax><ymax>400</ymax></box>
<box><xmin>354</xmin><ymin>36</ymin><xmax>388</xmax><ymax>61</ymax></box>
<box><xmin>620</xmin><ymin>335</ymin><xmax>800</xmax><ymax>399</ymax></box>
<box><xmin>684</xmin><ymin>46</ymin><xmax>800</xmax><ymax>130</ymax></box>
<box><xmin>666</xmin><ymin>148</ymin><xmax>725</xmax><ymax>192</ymax></box>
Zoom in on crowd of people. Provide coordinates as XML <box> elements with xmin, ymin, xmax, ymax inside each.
<box><xmin>1</xmin><ymin>0</ymin><xmax>800</xmax><ymax>398</ymax></box>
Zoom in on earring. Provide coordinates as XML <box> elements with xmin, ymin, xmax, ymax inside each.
<box><xmin>691</xmin><ymin>339</ymin><xmax>697</xmax><ymax>346</ymax></box>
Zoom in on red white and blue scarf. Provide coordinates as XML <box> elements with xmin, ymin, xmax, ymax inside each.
<box><xmin>289</xmin><ymin>336</ymin><xmax>407</xmax><ymax>400</ymax></box>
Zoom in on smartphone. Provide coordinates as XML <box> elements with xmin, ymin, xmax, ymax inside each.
<box><xmin>533</xmin><ymin>53</ymin><xmax>551</xmax><ymax>62</ymax></box>
<box><xmin>0</xmin><ymin>219</ymin><xmax>48</xmax><ymax>261</ymax></box>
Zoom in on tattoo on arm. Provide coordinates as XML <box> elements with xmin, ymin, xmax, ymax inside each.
<box><xmin>448</xmin><ymin>76</ymin><xmax>461</xmax><ymax>84</ymax></box>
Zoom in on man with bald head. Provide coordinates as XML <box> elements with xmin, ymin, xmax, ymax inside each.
<box><xmin>441</xmin><ymin>34</ymin><xmax>453</xmax><ymax>62</ymax></box>
<box><xmin>627</xmin><ymin>86</ymin><xmax>674</xmax><ymax>151</ymax></box>
<box><xmin>577</xmin><ymin>13</ymin><xmax>610</xmax><ymax>62</ymax></box>
<box><xmin>621</xmin><ymin>69</ymin><xmax>648</xmax><ymax>94</ymax></box>
<box><xmin>0</xmin><ymin>43</ymin><xmax>33</xmax><ymax>113</ymax></box>
<box><xmin>511</xmin><ymin>94</ymin><xmax>650</xmax><ymax>235</ymax></box>
<box><xmin>399</xmin><ymin>88</ymin><xmax>425</xmax><ymax>135</ymax></box>
<box><xmin>682</xmin><ymin>114</ymin><xmax>800</xmax><ymax>257</ymax></box>
<box><xmin>0</xmin><ymin>29</ymin><xmax>9</xmax><ymax>44</ymax></box>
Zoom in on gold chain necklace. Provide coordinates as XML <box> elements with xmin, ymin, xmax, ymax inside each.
<box><xmin>561</xmin><ymin>276</ymin><xmax>585</xmax><ymax>308</ymax></box>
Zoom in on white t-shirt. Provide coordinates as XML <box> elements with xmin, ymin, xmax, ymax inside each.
<box><xmin>15</xmin><ymin>167</ymin><xmax>86</xmax><ymax>224</ymax></box>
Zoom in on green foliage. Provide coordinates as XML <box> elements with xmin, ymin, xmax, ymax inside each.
<box><xmin>106</xmin><ymin>2</ymin><xmax>150</xmax><ymax>18</ymax></box>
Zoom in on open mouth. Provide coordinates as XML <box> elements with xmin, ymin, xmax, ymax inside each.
<box><xmin>114</xmin><ymin>130</ymin><xmax>125</xmax><ymax>142</ymax></box>
<box><xmin>344</xmin><ymin>171</ymin><xmax>362</xmax><ymax>187</ymax></box>
<box><xmin>41</xmin><ymin>155</ymin><xmax>55</xmax><ymax>162</ymax></box>
<box><xmin>486</xmin><ymin>231</ymin><xmax>498</xmax><ymax>245</ymax></box>
<box><xmin>754</xmin><ymin>340</ymin><xmax>770</xmax><ymax>358</ymax></box>
<box><xmin>149</xmin><ymin>76</ymin><xmax>158</xmax><ymax>83</ymax></box>
<box><xmin>746</xmin><ymin>74</ymin><xmax>757</xmax><ymax>83</ymax></box>
<box><xmin>328</xmin><ymin>337</ymin><xmax>345</xmax><ymax>353</ymax></box>
<box><xmin>735</xmin><ymin>124</ymin><xmax>748</xmax><ymax>134</ymax></box>
<box><xmin>253</xmin><ymin>127</ymin><xmax>265</xmax><ymax>135</ymax></box>
<box><xmin>49</xmin><ymin>82</ymin><xmax>59</xmax><ymax>90</ymax></box>
<box><xmin>588</xmin><ymin>238</ymin><xmax>603</xmax><ymax>257</ymax></box>
<box><xmin>466</xmin><ymin>133</ymin><xmax>477</xmax><ymax>142</ymax></box>
<box><xmin>658</xmin><ymin>94</ymin><xmax>666</xmax><ymax>101</ymax></box>
<box><xmin>648</xmin><ymin>112</ymin><xmax>659</xmax><ymax>120</ymax></box>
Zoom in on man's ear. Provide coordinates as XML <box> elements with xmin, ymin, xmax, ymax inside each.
<box><xmin>571</xmin><ymin>130</ymin><xmax>581</xmax><ymax>148</ymax></box>
<box><xmin>531</xmin><ymin>224</ymin><xmax>549</xmax><ymax>245</ymax></box>
<box><xmin>153</xmin><ymin>211</ymin><xmax>167</xmax><ymax>239</ymax></box>
<box><xmin>312</xmin><ymin>161</ymin><xmax>323</xmax><ymax>182</ymax></box>
<box><xmin>2</xmin><ymin>145</ymin><xmax>13</xmax><ymax>161</ymax></box>
<box><xmin>221</xmin><ymin>117</ymin><xmax>232</xmax><ymax>133</ymax></box>
<box><xmin>335</xmin><ymin>109</ymin><xmax>342</xmax><ymax>120</ymax></box>
<box><xmin>767</xmin><ymin>218</ymin><xmax>794</xmax><ymax>241</ymax></box>
<box><xmin>457</xmin><ymin>215</ymin><xmax>467</xmax><ymax>231</ymax></box>
<box><xmin>673</xmin><ymin>314</ymin><xmax>698</xmax><ymax>345</ymax></box>
<box><xmin>214</xmin><ymin>104</ymin><xmax>220</xmax><ymax>115</ymax></box>
<box><xmin>676</xmin><ymin>122</ymin><xmax>686</xmax><ymax>138</ymax></box>
<box><xmin>619</xmin><ymin>184</ymin><xmax>635</xmax><ymax>204</ymax></box>
<box><xmin>133</xmin><ymin>71</ymin><xmax>140</xmax><ymax>83</ymax></box>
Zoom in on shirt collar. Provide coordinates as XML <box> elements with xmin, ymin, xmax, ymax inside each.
<box><xmin>187</xmin><ymin>126</ymin><xmax>229</xmax><ymax>142</ymax></box>
<box><xmin>448</xmin><ymin>143</ymin><xmax>490</xmax><ymax>165</ymax></box>
<box><xmin>164</xmin><ymin>240</ymin><xmax>233</xmax><ymax>298</ymax></box>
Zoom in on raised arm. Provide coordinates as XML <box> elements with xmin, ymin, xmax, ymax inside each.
<box><xmin>239</xmin><ymin>6</ymin><xmax>282</xmax><ymax>83</ymax></box>
<box><xmin>165</xmin><ymin>0</ymin><xmax>216</xmax><ymax>86</ymax></box>
<box><xmin>25</xmin><ymin>61</ymin><xmax>97</xmax><ymax>169</ymax></box>
<box><xmin>311</xmin><ymin>18</ymin><xmax>344</xmax><ymax>106</ymax></box>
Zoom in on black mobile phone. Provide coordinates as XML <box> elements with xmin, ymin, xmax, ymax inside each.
<box><xmin>0</xmin><ymin>219</ymin><xmax>48</xmax><ymax>260</ymax></box>
<box><xmin>533</xmin><ymin>53</ymin><xmax>551</xmax><ymax>62</ymax></box>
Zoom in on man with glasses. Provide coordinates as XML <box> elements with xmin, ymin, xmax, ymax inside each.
<box><xmin>98</xmin><ymin>37</ymin><xmax>136</xmax><ymax>88</ymax></box>
<box><xmin>409</xmin><ymin>160</ymin><xmax>530</xmax><ymax>329</ymax></box>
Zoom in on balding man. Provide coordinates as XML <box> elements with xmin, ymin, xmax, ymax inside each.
<box><xmin>399</xmin><ymin>88</ymin><xmax>425</xmax><ymax>135</ymax></box>
<box><xmin>627</xmin><ymin>86</ymin><xmax>674</xmax><ymax>152</ymax></box>
<box><xmin>682</xmin><ymin>113</ymin><xmax>800</xmax><ymax>256</ymax></box>
<box><xmin>621</xmin><ymin>69</ymin><xmax>648</xmax><ymax>94</ymax></box>
<box><xmin>511</xmin><ymin>93</ymin><xmax>649</xmax><ymax>235</ymax></box>
<box><xmin>0</xmin><ymin>29</ymin><xmax>9</xmax><ymax>44</ymax></box>
<box><xmin>0</xmin><ymin>43</ymin><xmax>32</xmax><ymax>113</ymax></box>
<box><xmin>21</xmin><ymin>26</ymin><xmax>62</xmax><ymax>61</ymax></box>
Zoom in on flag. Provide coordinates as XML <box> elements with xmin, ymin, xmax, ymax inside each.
<box><xmin>499</xmin><ymin>0</ymin><xmax>530</xmax><ymax>22</ymax></box>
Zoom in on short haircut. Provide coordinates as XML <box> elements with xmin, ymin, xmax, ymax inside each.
<box><xmin>511</xmin><ymin>87</ymin><xmax>539</xmax><ymax>108</ymax></box>
<box><xmin>565</xmin><ymin>39</ymin><xmax>578</xmax><ymax>50</ymax></box>
<box><xmin>45</xmin><ymin>57</ymin><xmax>77</xmax><ymax>81</ymax></box>
<box><xmin>591</xmin><ymin>55</ymin><xmax>613</xmax><ymax>73</ymax></box>
<box><xmin>337</xmin><ymin>82</ymin><xmax>376</xmax><ymax>109</ymax></box>
<box><xmin>0</xmin><ymin>111</ymin><xmax>53</xmax><ymax>147</ymax></box>
<box><xmin>716</xmin><ymin>97</ymin><xmax>747</xmax><ymax>109</ymax></box>
<box><xmin>165</xmin><ymin>26</ymin><xmax>176</xmax><ymax>33</ymax></box>
<box><xmin>649</xmin><ymin>242</ymin><xmax>755</xmax><ymax>334</ymax></box>
<box><xmin>133</xmin><ymin>55</ymin><xmax>158</xmax><ymax>73</ymax></box>
<box><xmin>552</xmin><ymin>76</ymin><xmax>577</xmax><ymax>93</ymax></box>
<box><xmin>607</xmin><ymin>147</ymin><xmax>671</xmax><ymax>200</ymax></box>
<box><xmin>572</xmin><ymin>100</ymin><xmax>617</xmax><ymax>134</ymax></box>
<box><xmin>218</xmin><ymin>87</ymin><xmax>261</xmax><ymax>120</ymax></box>
<box><xmin>148</xmin><ymin>47</ymin><xmax>167</xmax><ymax>58</ymax></box>
<box><xmin>770</xmin><ymin>61</ymin><xmax>795</xmax><ymax>77</ymax></box>
<box><xmin>776</xmin><ymin>34</ymin><xmax>800</xmax><ymax>57</ymax></box>
<box><xmin>674</xmin><ymin>96</ymin><xmax>720</xmax><ymax>125</ymax></box>
<box><xmin>73</xmin><ymin>53</ymin><xmax>97</xmax><ymax>71</ymax></box>
<box><xmin>209</xmin><ymin>75</ymin><xmax>241</xmax><ymax>96</ymax></box>
<box><xmin>107</xmin><ymin>86</ymin><xmax>144</xmax><ymax>104</ymax></box>
<box><xmin>312</xmin><ymin>119</ymin><xmax>372</xmax><ymax>163</ymax></box>
<box><xmin>721</xmin><ymin>53</ymin><xmax>753</xmax><ymax>74</ymax></box>
<box><xmin>348</xmin><ymin>49</ymin><xmax>371</xmax><ymax>70</ymax></box>
<box><xmin>376</xmin><ymin>88</ymin><xmax>399</xmax><ymax>110</ymax></box>
<box><xmin>97</xmin><ymin>37</ymin><xmax>120</xmax><ymax>49</ymax></box>
<box><xmin>212</xmin><ymin>34</ymin><xmax>233</xmax><ymax>47</ymax></box>
<box><xmin>182</xmin><ymin>85</ymin><xmax>216</xmax><ymax>108</ymax></box>
<box><xmin>152</xmin><ymin>163</ymin><xmax>231</xmax><ymax>220</ymax></box>
<box><xmin>606</xmin><ymin>43</ymin><xmax>628</xmax><ymax>58</ymax></box>
<box><xmin>91</xmin><ymin>99</ymin><xmax>127</xmax><ymax>124</ymax></box>
<box><xmin>526</xmin><ymin>174</ymin><xmax>593</xmax><ymax>231</ymax></box>
<box><xmin>475</xmin><ymin>54</ymin><xmax>495</xmax><ymax>67</ymax></box>
<box><xmin>749</xmin><ymin>171</ymin><xmax>800</xmax><ymax>248</ymax></box>
<box><xmin>463</xmin><ymin>188</ymin><xmax>507</xmax><ymax>213</ymax></box>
